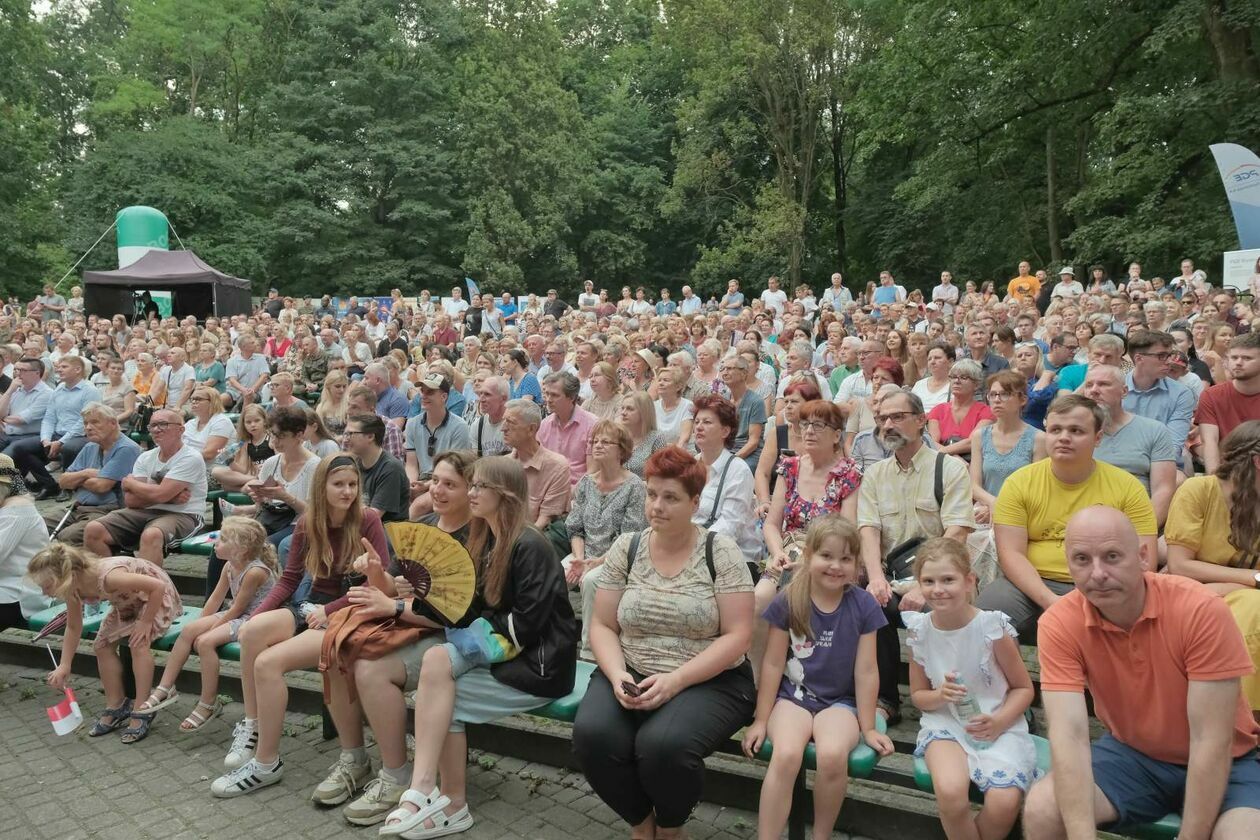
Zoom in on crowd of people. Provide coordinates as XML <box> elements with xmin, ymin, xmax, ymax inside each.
<box><xmin>1</xmin><ymin>260</ymin><xmax>1259</xmax><ymax>839</ymax></box>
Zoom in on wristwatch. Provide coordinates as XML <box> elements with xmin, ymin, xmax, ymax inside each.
<box><xmin>1252</xmin><ymin>572</ymin><xmax>1260</xmax><ymax>590</ymax></box>
<box><xmin>394</xmin><ymin>599</ymin><xmax>406</xmax><ymax>619</ymax></box>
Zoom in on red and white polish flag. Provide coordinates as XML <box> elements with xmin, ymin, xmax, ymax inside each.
<box><xmin>46</xmin><ymin>688</ymin><xmax>83</xmax><ymax>736</ymax></box>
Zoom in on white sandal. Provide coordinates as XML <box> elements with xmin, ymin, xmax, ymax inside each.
<box><xmin>400</xmin><ymin>804</ymin><xmax>473</xmax><ymax>839</ymax></box>
<box><xmin>379</xmin><ymin>787</ymin><xmax>450</xmax><ymax>837</ymax></box>
<box><xmin>141</xmin><ymin>685</ymin><xmax>179</xmax><ymax>712</ymax></box>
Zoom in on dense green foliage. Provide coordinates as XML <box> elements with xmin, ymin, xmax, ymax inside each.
<box><xmin>3</xmin><ymin>0</ymin><xmax>1258</xmax><ymax>300</ymax></box>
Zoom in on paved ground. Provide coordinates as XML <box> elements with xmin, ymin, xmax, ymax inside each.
<box><xmin>0</xmin><ymin>663</ymin><xmax>863</xmax><ymax>840</ymax></box>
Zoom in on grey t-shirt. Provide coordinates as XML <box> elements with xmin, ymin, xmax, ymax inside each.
<box><xmin>37</xmin><ymin>294</ymin><xmax>66</xmax><ymax>322</ymax></box>
<box><xmin>1096</xmin><ymin>414</ymin><xmax>1177</xmax><ymax>493</ymax></box>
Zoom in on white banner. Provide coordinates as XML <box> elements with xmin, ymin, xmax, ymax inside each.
<box><xmin>1221</xmin><ymin>248</ymin><xmax>1260</xmax><ymax>294</ymax></box>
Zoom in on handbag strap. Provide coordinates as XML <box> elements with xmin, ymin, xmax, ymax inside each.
<box><xmin>703</xmin><ymin>454</ymin><xmax>736</xmax><ymax>528</ymax></box>
<box><xmin>626</xmin><ymin>529</ymin><xmax>716</xmax><ymax>581</ymax></box>
<box><xmin>933</xmin><ymin>451</ymin><xmax>944</xmax><ymax>509</ymax></box>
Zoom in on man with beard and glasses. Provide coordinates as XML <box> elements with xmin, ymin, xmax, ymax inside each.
<box><xmin>857</xmin><ymin>389</ymin><xmax>973</xmax><ymax>724</ymax></box>
<box><xmin>976</xmin><ymin>394</ymin><xmax>1157</xmax><ymax>639</ymax></box>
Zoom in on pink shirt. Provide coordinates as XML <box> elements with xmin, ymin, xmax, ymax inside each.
<box><xmin>537</xmin><ymin>405</ymin><xmax>597</xmax><ymax>486</ymax></box>
<box><xmin>927</xmin><ymin>400</ymin><xmax>994</xmax><ymax>444</ymax></box>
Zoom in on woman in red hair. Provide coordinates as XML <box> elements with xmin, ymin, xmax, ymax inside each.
<box><xmin>573</xmin><ymin>446</ymin><xmax>755</xmax><ymax>840</ymax></box>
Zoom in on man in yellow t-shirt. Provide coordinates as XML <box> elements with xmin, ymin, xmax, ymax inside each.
<box><xmin>976</xmin><ymin>394</ymin><xmax>1157</xmax><ymax>637</ymax></box>
<box><xmin>1007</xmin><ymin>260</ymin><xmax>1041</xmax><ymax>304</ymax></box>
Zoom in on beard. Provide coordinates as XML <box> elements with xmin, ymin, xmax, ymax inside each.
<box><xmin>882</xmin><ymin>429</ymin><xmax>909</xmax><ymax>451</ymax></box>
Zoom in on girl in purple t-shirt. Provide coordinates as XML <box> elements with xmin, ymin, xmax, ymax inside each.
<box><xmin>742</xmin><ymin>515</ymin><xmax>894</xmax><ymax>839</ymax></box>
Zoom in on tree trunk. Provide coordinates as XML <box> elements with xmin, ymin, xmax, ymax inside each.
<box><xmin>1204</xmin><ymin>0</ymin><xmax>1260</xmax><ymax>83</ymax></box>
<box><xmin>830</xmin><ymin>93</ymin><xmax>848</xmax><ymax>275</ymax></box>
<box><xmin>1046</xmin><ymin>125</ymin><xmax>1062</xmax><ymax>265</ymax></box>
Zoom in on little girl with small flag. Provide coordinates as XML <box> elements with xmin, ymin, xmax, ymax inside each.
<box><xmin>28</xmin><ymin>543</ymin><xmax>182</xmax><ymax>745</ymax></box>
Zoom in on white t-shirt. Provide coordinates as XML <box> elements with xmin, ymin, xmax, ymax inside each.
<box><xmin>306</xmin><ymin>438</ymin><xmax>341</xmax><ymax>458</ymax></box>
<box><xmin>834</xmin><ymin>370</ymin><xmax>874</xmax><ymax>404</ymax></box>
<box><xmin>1051</xmin><ymin>280</ymin><xmax>1084</xmax><ymax>299</ymax></box>
<box><xmin>760</xmin><ymin>289</ymin><xmax>788</xmax><ymax>315</ymax></box>
<box><xmin>157</xmin><ymin>364</ymin><xmax>197</xmax><ymax>405</ymax></box>
<box><xmin>629</xmin><ymin>300</ymin><xmax>653</xmax><ymax>317</ymax></box>
<box><xmin>578</xmin><ymin>292</ymin><xmax>599</xmax><ymax>310</ymax></box>
<box><xmin>932</xmin><ymin>283</ymin><xmax>959</xmax><ymax>312</ymax></box>
<box><xmin>655</xmin><ymin>398</ymin><xmax>695</xmax><ymax>441</ymax></box>
<box><xmin>132</xmin><ymin>444</ymin><xmax>208</xmax><ymax>516</ymax></box>
<box><xmin>443</xmin><ymin>298</ymin><xmax>469</xmax><ymax>318</ymax></box>
<box><xmin>257</xmin><ymin>453</ymin><xmax>319</xmax><ymax>511</ymax></box>
<box><xmin>776</xmin><ymin>371</ymin><xmax>833</xmax><ymax>401</ymax></box>
<box><xmin>911</xmin><ymin>377</ymin><xmax>951</xmax><ymax>413</ymax></box>
<box><xmin>183</xmin><ymin>413</ymin><xmax>235</xmax><ymax>451</ymax></box>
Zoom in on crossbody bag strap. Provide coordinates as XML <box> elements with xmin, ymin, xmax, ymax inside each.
<box><xmin>934</xmin><ymin>451</ymin><xmax>945</xmax><ymax>508</ymax></box>
<box><xmin>704</xmin><ymin>454</ymin><xmax>736</xmax><ymax>527</ymax></box>
<box><xmin>705</xmin><ymin>530</ymin><xmax>717</xmax><ymax>581</ymax></box>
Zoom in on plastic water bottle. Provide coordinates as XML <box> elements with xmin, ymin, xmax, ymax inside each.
<box><xmin>950</xmin><ymin>675</ymin><xmax>991</xmax><ymax>750</ymax></box>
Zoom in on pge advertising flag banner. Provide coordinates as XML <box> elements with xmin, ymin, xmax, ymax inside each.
<box><xmin>1210</xmin><ymin>143</ymin><xmax>1260</xmax><ymax>249</ymax></box>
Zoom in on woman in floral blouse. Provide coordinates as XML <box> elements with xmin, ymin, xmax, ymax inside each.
<box><xmin>757</xmin><ymin>400</ymin><xmax>862</xmax><ymax>608</ymax></box>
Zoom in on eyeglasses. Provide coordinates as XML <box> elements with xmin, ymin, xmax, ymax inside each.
<box><xmin>345</xmin><ymin>429</ymin><xmax>371</xmax><ymax>437</ymax></box>
<box><xmin>468</xmin><ymin>482</ymin><xmax>495</xmax><ymax>494</ymax></box>
<box><xmin>948</xmin><ymin>375</ymin><xmax>975</xmax><ymax>382</ymax></box>
<box><xmin>426</xmin><ymin>433</ymin><xmax>438</xmax><ymax>458</ymax></box>
<box><xmin>986</xmin><ymin>391</ymin><xmax>1014</xmax><ymax>401</ymax></box>
<box><xmin>147</xmin><ymin>422</ymin><xmax>177</xmax><ymax>431</ymax></box>
<box><xmin>798</xmin><ymin>421</ymin><xmax>838</xmax><ymax>433</ymax></box>
<box><xmin>1136</xmin><ymin>351</ymin><xmax>1173</xmax><ymax>361</ymax></box>
<box><xmin>875</xmin><ymin>411</ymin><xmax>914</xmax><ymax>425</ymax></box>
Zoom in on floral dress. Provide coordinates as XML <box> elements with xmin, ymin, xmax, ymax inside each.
<box><xmin>92</xmin><ymin>557</ymin><xmax>183</xmax><ymax>651</ymax></box>
<box><xmin>776</xmin><ymin>455</ymin><xmax>862</xmax><ymax>535</ymax></box>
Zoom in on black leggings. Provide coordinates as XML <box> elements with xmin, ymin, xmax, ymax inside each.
<box><xmin>573</xmin><ymin>664</ymin><xmax>754</xmax><ymax>828</ymax></box>
<box><xmin>875</xmin><ymin>596</ymin><xmax>905</xmax><ymax>715</ymax></box>
<box><xmin>0</xmin><ymin>601</ymin><xmax>26</xmax><ymax>632</ymax></box>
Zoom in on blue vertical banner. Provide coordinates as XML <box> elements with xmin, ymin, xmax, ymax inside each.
<box><xmin>465</xmin><ymin>276</ymin><xmax>480</xmax><ymax>298</ymax></box>
<box><xmin>1210</xmin><ymin>143</ymin><xmax>1260</xmax><ymax>249</ymax></box>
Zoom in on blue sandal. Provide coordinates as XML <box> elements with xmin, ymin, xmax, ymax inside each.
<box><xmin>120</xmin><ymin>710</ymin><xmax>156</xmax><ymax>744</ymax></box>
<box><xmin>88</xmin><ymin>698</ymin><xmax>133</xmax><ymax>737</ymax></box>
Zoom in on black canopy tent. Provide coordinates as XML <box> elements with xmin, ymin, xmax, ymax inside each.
<box><xmin>83</xmin><ymin>250</ymin><xmax>253</xmax><ymax>320</ymax></box>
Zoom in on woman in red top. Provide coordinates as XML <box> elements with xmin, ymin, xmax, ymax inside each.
<box><xmin>927</xmin><ymin>358</ymin><xmax>994</xmax><ymax>460</ymax></box>
<box><xmin>210</xmin><ymin>454</ymin><xmax>393</xmax><ymax>798</ymax></box>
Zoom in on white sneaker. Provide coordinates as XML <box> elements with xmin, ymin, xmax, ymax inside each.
<box><xmin>311</xmin><ymin>754</ymin><xmax>373</xmax><ymax>806</ymax></box>
<box><xmin>224</xmin><ymin>719</ymin><xmax>258</xmax><ymax>770</ymax></box>
<box><xmin>218</xmin><ymin>498</ymin><xmax>236</xmax><ymax>518</ymax></box>
<box><xmin>343</xmin><ymin>771</ymin><xmax>408</xmax><ymax>825</ymax></box>
<box><xmin>210</xmin><ymin>757</ymin><xmax>284</xmax><ymax>798</ymax></box>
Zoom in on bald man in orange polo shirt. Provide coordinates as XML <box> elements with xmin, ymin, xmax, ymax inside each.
<box><xmin>1023</xmin><ymin>507</ymin><xmax>1260</xmax><ymax>840</ymax></box>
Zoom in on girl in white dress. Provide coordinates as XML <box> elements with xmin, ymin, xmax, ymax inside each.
<box><xmin>903</xmin><ymin>538</ymin><xmax>1037</xmax><ymax>840</ymax></box>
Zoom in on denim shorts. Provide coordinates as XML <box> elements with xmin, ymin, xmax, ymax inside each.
<box><xmin>1092</xmin><ymin>734</ymin><xmax>1260</xmax><ymax>828</ymax></box>
<box><xmin>439</xmin><ymin>642</ymin><xmax>551</xmax><ymax>734</ymax></box>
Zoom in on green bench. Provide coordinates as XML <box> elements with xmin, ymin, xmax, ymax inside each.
<box><xmin>911</xmin><ymin>734</ymin><xmax>1181</xmax><ymax>839</ymax></box>
<box><xmin>28</xmin><ymin>604</ymin><xmax>240</xmax><ymax>659</ymax></box>
<box><xmin>204</xmin><ymin>490</ymin><xmax>252</xmax><ymax>530</ymax></box>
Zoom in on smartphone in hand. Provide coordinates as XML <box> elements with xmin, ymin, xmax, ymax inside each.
<box><xmin>620</xmin><ymin>680</ymin><xmax>642</xmax><ymax>698</ymax></box>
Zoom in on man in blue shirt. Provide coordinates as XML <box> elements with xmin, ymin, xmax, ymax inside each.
<box><xmin>0</xmin><ymin>357</ymin><xmax>50</xmax><ymax>456</ymax></box>
<box><xmin>11</xmin><ymin>356</ymin><xmax>99</xmax><ymax>499</ymax></box>
<box><xmin>498</xmin><ymin>292</ymin><xmax>518</xmax><ymax>326</ymax></box>
<box><xmin>679</xmin><ymin>285</ymin><xmax>703</xmax><ymax>316</ymax></box>
<box><xmin>1123</xmin><ymin>330</ymin><xmax>1196</xmax><ymax>467</ymax></box>
<box><xmin>363</xmin><ymin>362</ymin><xmax>409</xmax><ymax>428</ymax></box>
<box><xmin>48</xmin><ymin>401</ymin><xmax>141</xmax><ymax>541</ymax></box>
<box><xmin>655</xmin><ymin>288</ymin><xmax>677</xmax><ymax>317</ymax></box>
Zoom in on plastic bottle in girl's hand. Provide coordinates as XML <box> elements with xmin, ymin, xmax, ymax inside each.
<box><xmin>948</xmin><ymin>673</ymin><xmax>991</xmax><ymax>750</ymax></box>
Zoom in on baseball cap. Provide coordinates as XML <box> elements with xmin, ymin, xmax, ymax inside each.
<box><xmin>418</xmin><ymin>372</ymin><xmax>450</xmax><ymax>393</ymax></box>
<box><xmin>925</xmin><ymin>302</ymin><xmax>940</xmax><ymax>311</ymax></box>
<box><xmin>0</xmin><ymin>454</ymin><xmax>26</xmax><ymax>494</ymax></box>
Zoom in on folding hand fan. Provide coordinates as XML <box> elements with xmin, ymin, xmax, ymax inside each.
<box><xmin>383</xmin><ymin>522</ymin><xmax>477</xmax><ymax>624</ymax></box>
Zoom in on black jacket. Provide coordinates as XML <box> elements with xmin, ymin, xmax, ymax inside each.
<box><xmin>463</xmin><ymin>306</ymin><xmax>484</xmax><ymax>338</ymax></box>
<box><xmin>484</xmin><ymin>527</ymin><xmax>578</xmax><ymax>699</ymax></box>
